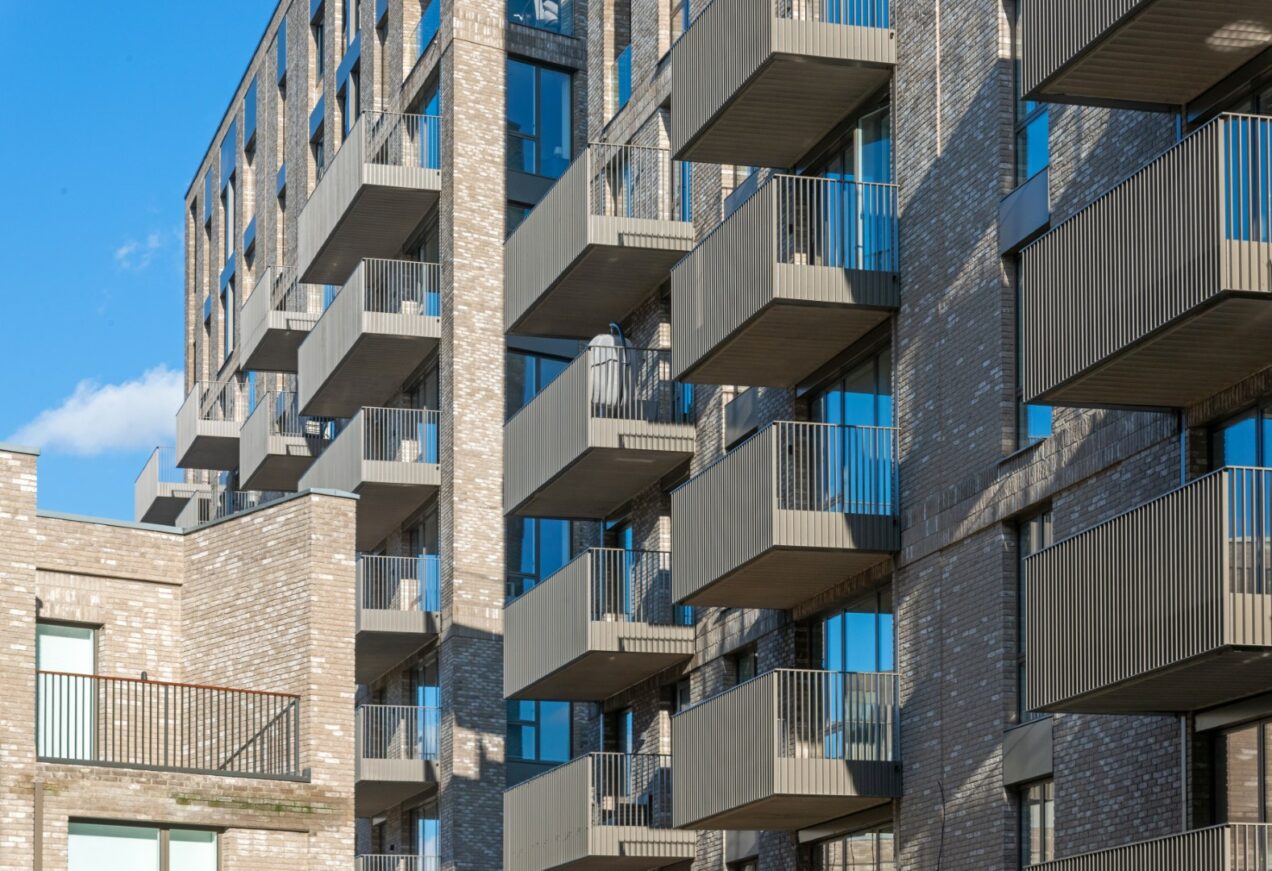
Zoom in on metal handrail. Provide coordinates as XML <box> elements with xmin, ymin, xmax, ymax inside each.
<box><xmin>587</xmin><ymin>142</ymin><xmax>682</xmax><ymax>221</ymax></box>
<box><xmin>584</xmin><ymin>346</ymin><xmax>695</xmax><ymax>424</ymax></box>
<box><xmin>586</xmin><ymin>549</ymin><xmax>692</xmax><ymax>625</ymax></box>
<box><xmin>357</xmin><ymin>704</ymin><xmax>439</xmax><ymax>760</ymax></box>
<box><xmin>360</xmin><ymin>408</ymin><xmax>441</xmax><ymax>463</ymax></box>
<box><xmin>359</xmin><ymin>554</ymin><xmax>442</xmax><ymax>612</ymax></box>
<box><xmin>362</xmin><ymin>111</ymin><xmax>442</xmax><ymax>171</ymax></box>
<box><xmin>589</xmin><ymin>752</ymin><xmax>675</xmax><ymax>829</ymax></box>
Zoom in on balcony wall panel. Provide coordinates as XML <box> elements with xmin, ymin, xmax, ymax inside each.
<box><xmin>1028</xmin><ymin>824</ymin><xmax>1272</xmax><ymax>871</ymax></box>
<box><xmin>504</xmin><ymin>755</ymin><xmax>593</xmax><ymax>871</ymax></box>
<box><xmin>503</xmin><ymin>556</ymin><xmax>591</xmax><ymax>699</ymax></box>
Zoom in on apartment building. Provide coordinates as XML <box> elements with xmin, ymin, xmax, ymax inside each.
<box><xmin>103</xmin><ymin>0</ymin><xmax>1272</xmax><ymax>867</ymax></box>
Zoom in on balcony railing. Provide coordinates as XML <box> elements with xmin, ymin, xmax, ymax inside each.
<box><xmin>1027</xmin><ymin>823</ymin><xmax>1272</xmax><ymax>870</ymax></box>
<box><xmin>357</xmin><ymin>704</ymin><xmax>439</xmax><ymax>761</ymax></box>
<box><xmin>364</xmin><ymin>112</ymin><xmax>441</xmax><ymax>172</ymax></box>
<box><xmin>255</xmin><ymin>389</ymin><xmax>337</xmax><ymax>439</ymax></box>
<box><xmin>191</xmin><ymin>379</ymin><xmax>249</xmax><ymax>425</ymax></box>
<box><xmin>270</xmin><ymin>266</ymin><xmax>324</xmax><ymax>314</ymax></box>
<box><xmin>777</xmin><ymin>0</ymin><xmax>889</xmax><ymax>25</ymax></box>
<box><xmin>328</xmin><ymin>257</ymin><xmax>441</xmax><ymax>317</ymax></box>
<box><xmin>36</xmin><ymin>671</ymin><xmax>301</xmax><ymax>779</ymax></box>
<box><xmin>774</xmin><ymin>176</ymin><xmax>899</xmax><ymax>272</ymax></box>
<box><xmin>360</xmin><ymin>554</ymin><xmax>441</xmax><ymax>613</ymax></box>
<box><xmin>770</xmin><ymin>669</ymin><xmax>898</xmax><ymax>762</ymax></box>
<box><xmin>360</xmin><ymin>407</ymin><xmax>440</xmax><ymax>464</ymax></box>
<box><xmin>584</xmin><ymin>346</ymin><xmax>693</xmax><ymax>425</ymax></box>
<box><xmin>586</xmin><ymin>548</ymin><xmax>693</xmax><ymax>626</ymax></box>
<box><xmin>772</xmin><ymin>421</ymin><xmax>898</xmax><ymax>515</ymax></box>
<box><xmin>587</xmin><ymin>143</ymin><xmax>682</xmax><ymax>221</ymax></box>
<box><xmin>590</xmin><ymin>752</ymin><xmax>674</xmax><ymax>828</ymax></box>
<box><xmin>357</xmin><ymin>856</ymin><xmax>440</xmax><ymax>871</ymax></box>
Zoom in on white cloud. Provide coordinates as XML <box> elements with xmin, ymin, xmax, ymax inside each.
<box><xmin>114</xmin><ymin>232</ymin><xmax>165</xmax><ymax>271</ymax></box>
<box><xmin>9</xmin><ymin>366</ymin><xmax>183</xmax><ymax>456</ymax></box>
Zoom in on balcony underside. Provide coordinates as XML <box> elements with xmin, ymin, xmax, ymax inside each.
<box><xmin>351</xmin><ymin>478</ymin><xmax>440</xmax><ymax>551</ymax></box>
<box><xmin>1035</xmin><ymin>293</ymin><xmax>1272</xmax><ymax>409</ymax></box>
<box><xmin>177</xmin><ymin>424</ymin><xmax>240</xmax><ymax>471</ymax></box>
<box><xmin>1030</xmin><ymin>0</ymin><xmax>1272</xmax><ymax>108</ymax></box>
<box><xmin>240</xmin><ymin>436</ymin><xmax>321</xmax><ymax>491</ymax></box>
<box><xmin>242</xmin><ymin>312</ymin><xmax>318</xmax><ymax>373</ymax></box>
<box><xmin>682</xmin><ymin>523</ymin><xmax>897</xmax><ymax>610</ymax></box>
<box><xmin>511</xmin><ymin>240</ymin><xmax>694</xmax><ymax>339</ymax></box>
<box><xmin>301</xmin><ymin>183</ymin><xmax>440</xmax><ymax>285</ymax></box>
<box><xmin>508</xmin><ymin>634</ymin><xmax>694</xmax><ymax>701</ymax></box>
<box><xmin>356</xmin><ymin>613</ymin><xmax>439</xmax><ymax>684</ymax></box>
<box><xmin>1043</xmin><ymin>646</ymin><xmax>1272</xmax><ymax>715</ymax></box>
<box><xmin>355</xmin><ymin>763</ymin><xmax>436</xmax><ymax>817</ymax></box>
<box><xmin>301</xmin><ymin>331</ymin><xmax>439</xmax><ymax>418</ymax></box>
<box><xmin>139</xmin><ymin>484</ymin><xmax>210</xmax><ymax>526</ymax></box>
<box><xmin>678</xmin><ymin>56</ymin><xmax>892</xmax><ymax>167</ymax></box>
<box><xmin>549</xmin><ymin>834</ymin><xmax>696</xmax><ymax>871</ymax></box>
<box><xmin>508</xmin><ymin>445</ymin><xmax>693</xmax><ymax>519</ymax></box>
<box><xmin>686</xmin><ymin>784</ymin><xmax>892</xmax><ymax>831</ymax></box>
<box><xmin>680</xmin><ymin>294</ymin><xmax>895</xmax><ymax>387</ymax></box>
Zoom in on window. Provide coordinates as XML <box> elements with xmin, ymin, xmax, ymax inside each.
<box><xmin>731</xmin><ymin>646</ymin><xmax>758</xmax><ymax>684</ymax></box>
<box><xmin>729</xmin><ymin>860</ymin><xmax>758</xmax><ymax>871</ymax></box>
<box><xmin>1215</xmin><ymin>719</ymin><xmax>1272</xmax><ymax>823</ymax></box>
<box><xmin>820</xmin><ymin>586</ymin><xmax>894</xmax><ymax>673</ymax></box>
<box><xmin>506</xmin><ymin>201</ymin><xmax>533</xmax><ymax>236</ymax></box>
<box><xmin>222</xmin><ymin>174</ymin><xmax>236</xmax><ymax>262</ymax></box>
<box><xmin>1013</xmin><ymin>6</ymin><xmax>1048</xmax><ymax>185</ymax></box>
<box><xmin>813</xmin><ymin>826</ymin><xmax>895</xmax><ymax>870</ymax></box>
<box><xmin>506</xmin><ymin>58</ymin><xmax>572</xmax><ymax>179</ymax></box>
<box><xmin>507</xmin><ymin>699</ymin><xmax>571</xmax><ymax>762</ymax></box>
<box><xmin>1212</xmin><ymin>405</ymin><xmax>1272</xmax><ymax>469</ymax></box>
<box><xmin>506</xmin><ymin>515</ymin><xmax>572</xmax><ymax>599</ymax></box>
<box><xmin>68</xmin><ymin>823</ymin><xmax>215</xmax><ymax>871</ymax></box>
<box><xmin>676</xmin><ymin>161</ymin><xmax>692</xmax><ymax>222</ymax></box>
<box><xmin>1017</xmin><ymin>511</ymin><xmax>1052</xmax><ymax>723</ymax></box>
<box><xmin>506</xmin><ymin>349</ymin><xmax>570</xmax><ymax>418</ymax></box>
<box><xmin>1020</xmin><ymin>779</ymin><xmax>1055</xmax><ymax>865</ymax></box>
<box><xmin>37</xmin><ymin>623</ymin><xmax>95</xmax><ymax>760</ymax></box>
<box><xmin>417</xmin><ymin>0</ymin><xmax>440</xmax><ymax>58</ymax></box>
<box><xmin>312</xmin><ymin>128</ymin><xmax>326</xmax><ymax>179</ymax></box>
<box><xmin>341</xmin><ymin>65</ymin><xmax>361</xmax><ymax>139</ymax></box>
<box><xmin>508</xmin><ymin>0</ymin><xmax>573</xmax><ymax>35</ymax></box>
<box><xmin>602</xmin><ymin>707</ymin><xmax>635</xmax><ymax>753</ymax></box>
<box><xmin>671</xmin><ymin>679</ymin><xmax>691</xmax><ymax>713</ymax></box>
<box><xmin>221</xmin><ymin>280</ymin><xmax>236</xmax><ymax>362</ymax></box>
<box><xmin>809</xmin><ymin>345</ymin><xmax>895</xmax><ymax>515</ymax></box>
<box><xmin>669</xmin><ymin>0</ymin><xmax>690</xmax><ymax>46</ymax></box>
<box><xmin>1014</xmin><ymin>260</ymin><xmax>1052</xmax><ymax>447</ymax></box>
<box><xmin>404</xmin><ymin>801</ymin><xmax>440</xmax><ymax>861</ymax></box>
<box><xmin>313</xmin><ymin>16</ymin><xmax>326</xmax><ymax>79</ymax></box>
<box><xmin>343</xmin><ymin>0</ymin><xmax>360</xmax><ymax>50</ymax></box>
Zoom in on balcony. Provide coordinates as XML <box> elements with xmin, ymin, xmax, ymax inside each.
<box><xmin>672</xmin><ymin>422</ymin><xmax>898</xmax><ymax>608</ymax></box>
<box><xmin>505</xmin><ymin>143</ymin><xmax>694</xmax><ymax>338</ymax></box>
<box><xmin>357</xmin><ymin>554</ymin><xmax>441</xmax><ymax>684</ymax></box>
<box><xmin>239</xmin><ymin>390</ymin><xmax>335</xmax><ymax>490</ymax></box>
<box><xmin>672</xmin><ymin>669</ymin><xmax>900</xmax><ymax>829</ymax></box>
<box><xmin>671</xmin><ymin>175</ymin><xmax>898</xmax><ymax>387</ymax></box>
<box><xmin>1021</xmin><ymin>0</ymin><xmax>1272</xmax><ymax>109</ymax></box>
<box><xmin>1022</xmin><ymin>113</ymin><xmax>1272</xmax><ymax>409</ymax></box>
<box><xmin>175</xmin><ymin>379</ymin><xmax>249</xmax><ymax>470</ymax></box>
<box><xmin>505</xmin><ymin>348</ymin><xmax>695</xmax><ymax>518</ymax></box>
<box><xmin>504</xmin><ymin>549</ymin><xmax>694</xmax><ymax>701</ymax></box>
<box><xmin>1028</xmin><ymin>824</ymin><xmax>1272</xmax><ymax>870</ymax></box>
<box><xmin>356</xmin><ymin>703</ymin><xmax>438</xmax><ymax>816</ymax></box>
<box><xmin>173</xmin><ymin>484</ymin><xmax>290</xmax><ymax>529</ymax></box>
<box><xmin>298</xmin><ymin>408</ymin><xmax>440</xmax><ymax>549</ymax></box>
<box><xmin>670</xmin><ymin>0</ymin><xmax>894</xmax><ymax>166</ymax></box>
<box><xmin>297</xmin><ymin>112</ymin><xmax>441</xmax><ymax>284</ymax></box>
<box><xmin>240</xmin><ymin>266</ymin><xmax>324</xmax><ymax>373</ymax></box>
<box><xmin>504</xmin><ymin>753</ymin><xmax>695</xmax><ymax>871</ymax></box>
<box><xmin>298</xmin><ymin>258</ymin><xmax>441</xmax><ymax>418</ymax></box>
<box><xmin>134</xmin><ymin>447</ymin><xmax>212</xmax><ymax>524</ymax></box>
<box><xmin>356</xmin><ymin>856</ymin><xmax>438</xmax><ymax>871</ymax></box>
<box><xmin>36</xmin><ymin>671</ymin><xmax>302</xmax><ymax>779</ymax></box>
<box><xmin>1026</xmin><ymin>467</ymin><xmax>1272</xmax><ymax>715</ymax></box>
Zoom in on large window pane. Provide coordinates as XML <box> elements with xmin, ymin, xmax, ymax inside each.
<box><xmin>69</xmin><ymin>824</ymin><xmax>160</xmax><ymax>871</ymax></box>
<box><xmin>1220</xmin><ymin>725</ymin><xmax>1262</xmax><ymax>823</ymax></box>
<box><xmin>539</xmin><ymin>67</ymin><xmax>572</xmax><ymax>178</ymax></box>
<box><xmin>506</xmin><ymin>59</ymin><xmax>537</xmax><ymax>173</ymax></box>
<box><xmin>169</xmin><ymin>830</ymin><xmax>217</xmax><ymax>871</ymax></box>
<box><xmin>539</xmin><ymin>700</ymin><xmax>571</xmax><ymax>761</ymax></box>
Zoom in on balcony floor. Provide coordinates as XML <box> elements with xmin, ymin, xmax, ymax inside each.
<box><xmin>354</xmin><ymin>477</ymin><xmax>440</xmax><ymax>551</ymax></box>
<box><xmin>240</xmin><ymin>436</ymin><xmax>322</xmax><ymax>491</ymax></box>
<box><xmin>302</xmin><ymin>184</ymin><xmax>440</xmax><ymax>285</ymax></box>
<box><xmin>1032</xmin><ymin>0</ymin><xmax>1272</xmax><ymax>108</ymax></box>
<box><xmin>1042</xmin><ymin>646</ymin><xmax>1272</xmax><ymax>715</ymax></box>
<box><xmin>688</xmin><ymin>790</ymin><xmax>891</xmax><ymax>832</ymax></box>
<box><xmin>355</xmin><ymin>612</ymin><xmax>439</xmax><ymax>684</ymax></box>
<box><xmin>511</xmin><ymin>238</ymin><xmax>694</xmax><ymax>339</ymax></box>
<box><xmin>1036</xmin><ymin>293</ymin><xmax>1272</xmax><ymax>408</ymax></box>
<box><xmin>508</xmin><ymin>443</ymin><xmax>694</xmax><ymax>520</ymax></box>
<box><xmin>681</xmin><ymin>293</ymin><xmax>894</xmax><ymax>387</ymax></box>
<box><xmin>508</xmin><ymin>633</ymin><xmax>694</xmax><ymax>701</ymax></box>
<box><xmin>301</xmin><ymin>330</ymin><xmax>440</xmax><ymax>418</ymax></box>
<box><xmin>355</xmin><ymin>764</ymin><xmax>435</xmax><ymax>817</ymax></box>
<box><xmin>679</xmin><ymin>55</ymin><xmax>892</xmax><ymax>167</ymax></box>
<box><xmin>242</xmin><ymin>314</ymin><xmax>318</xmax><ymax>373</ymax></box>
<box><xmin>139</xmin><ymin>484</ymin><xmax>210</xmax><ymax>526</ymax></box>
<box><xmin>177</xmin><ymin>427</ymin><xmax>241</xmax><ymax>472</ymax></box>
<box><xmin>549</xmin><ymin>837</ymin><xmax>696</xmax><ymax>871</ymax></box>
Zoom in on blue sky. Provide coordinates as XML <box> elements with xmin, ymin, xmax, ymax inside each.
<box><xmin>0</xmin><ymin>2</ymin><xmax>272</xmax><ymax>520</ymax></box>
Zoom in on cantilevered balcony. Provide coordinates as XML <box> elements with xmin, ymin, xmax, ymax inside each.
<box><xmin>504</xmin><ymin>549</ymin><xmax>694</xmax><ymax>701</ymax></box>
<box><xmin>1021</xmin><ymin>0</ymin><xmax>1272</xmax><ymax>109</ymax></box>
<box><xmin>672</xmin><ymin>175</ymin><xmax>898</xmax><ymax>386</ymax></box>
<box><xmin>672</xmin><ymin>669</ymin><xmax>900</xmax><ymax>830</ymax></box>
<box><xmin>1023</xmin><ymin>113</ymin><xmax>1272</xmax><ymax>409</ymax></box>
<box><xmin>1028</xmin><ymin>825</ymin><xmax>1272</xmax><ymax>871</ymax></box>
<box><xmin>672</xmin><ymin>422</ymin><xmax>898</xmax><ymax>608</ymax></box>
<box><xmin>134</xmin><ymin>447</ymin><xmax>212</xmax><ymax>525</ymax></box>
<box><xmin>357</xmin><ymin>554</ymin><xmax>441</xmax><ymax>684</ymax></box>
<box><xmin>670</xmin><ymin>0</ymin><xmax>894</xmax><ymax>166</ymax></box>
<box><xmin>36</xmin><ymin>671</ymin><xmax>302</xmax><ymax>779</ymax></box>
<box><xmin>505</xmin><ymin>143</ymin><xmax>694</xmax><ymax>337</ymax></box>
<box><xmin>298</xmin><ymin>258</ymin><xmax>441</xmax><ymax>418</ymax></box>
<box><xmin>239</xmin><ymin>390</ymin><xmax>335</xmax><ymax>490</ymax></box>
<box><xmin>173</xmin><ymin>483</ymin><xmax>290</xmax><ymax>529</ymax></box>
<box><xmin>356</xmin><ymin>856</ymin><xmax>438</xmax><ymax>871</ymax></box>
<box><xmin>356</xmin><ymin>703</ymin><xmax>438</xmax><ymax>816</ymax></box>
<box><xmin>175</xmin><ymin>378</ymin><xmax>249</xmax><ymax>470</ymax></box>
<box><xmin>505</xmin><ymin>753</ymin><xmax>695</xmax><ymax>871</ymax></box>
<box><xmin>297</xmin><ymin>112</ymin><xmax>441</xmax><ymax>284</ymax></box>
<box><xmin>298</xmin><ymin>408</ymin><xmax>440</xmax><ymax>549</ymax></box>
<box><xmin>504</xmin><ymin>348</ymin><xmax>695</xmax><ymax>519</ymax></box>
<box><xmin>1026</xmin><ymin>467</ymin><xmax>1272</xmax><ymax>715</ymax></box>
<box><xmin>240</xmin><ymin>266</ymin><xmax>324</xmax><ymax>373</ymax></box>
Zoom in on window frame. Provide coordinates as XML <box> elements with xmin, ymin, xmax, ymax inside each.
<box><xmin>67</xmin><ymin>821</ymin><xmax>218</xmax><ymax>871</ymax></box>
<box><xmin>506</xmin><ymin>699</ymin><xmax>572</xmax><ymax>763</ymax></box>
<box><xmin>1016</xmin><ymin>510</ymin><xmax>1053</xmax><ymax>724</ymax></box>
<box><xmin>506</xmin><ymin>57</ymin><xmax>574</xmax><ymax>180</ymax></box>
<box><xmin>1012</xmin><ymin>5</ymin><xmax>1049</xmax><ymax>187</ymax></box>
<box><xmin>1014</xmin><ymin>259</ymin><xmax>1052</xmax><ymax>449</ymax></box>
<box><xmin>1019</xmin><ymin>778</ymin><xmax>1055</xmax><ymax>866</ymax></box>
